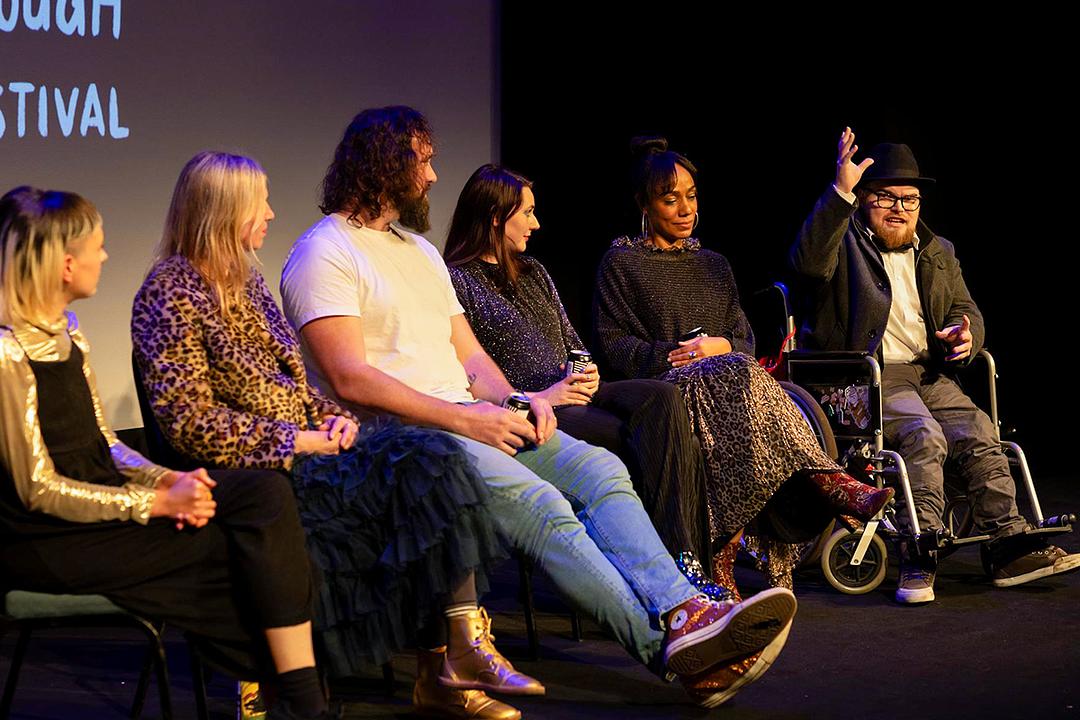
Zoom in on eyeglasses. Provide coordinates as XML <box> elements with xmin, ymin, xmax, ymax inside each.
<box><xmin>867</xmin><ymin>190</ymin><xmax>921</xmax><ymax>211</ymax></box>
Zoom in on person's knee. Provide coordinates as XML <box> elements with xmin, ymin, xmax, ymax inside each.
<box><xmin>257</xmin><ymin>470</ymin><xmax>296</xmax><ymax>513</ymax></box>
<box><xmin>641</xmin><ymin>380</ymin><xmax>687</xmax><ymax>416</ymax></box>
<box><xmin>894</xmin><ymin>419</ymin><xmax>948</xmax><ymax>463</ymax></box>
<box><xmin>575</xmin><ymin>448</ymin><xmax>640</xmax><ymax>504</ymax></box>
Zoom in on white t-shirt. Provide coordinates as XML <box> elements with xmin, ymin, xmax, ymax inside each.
<box><xmin>280</xmin><ymin>214</ymin><xmax>474</xmax><ymax>404</ymax></box>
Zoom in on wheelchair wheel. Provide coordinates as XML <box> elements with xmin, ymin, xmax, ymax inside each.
<box><xmin>820</xmin><ymin>527</ymin><xmax>889</xmax><ymax>594</ymax></box>
<box><xmin>779</xmin><ymin>381</ymin><xmax>838</xmax><ymax>461</ymax></box>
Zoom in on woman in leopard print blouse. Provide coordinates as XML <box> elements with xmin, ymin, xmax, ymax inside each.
<box><xmin>131</xmin><ymin>153</ymin><xmax>537</xmax><ymax>714</ymax></box>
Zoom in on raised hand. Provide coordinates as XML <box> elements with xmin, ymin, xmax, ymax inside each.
<box><xmin>836</xmin><ymin>126</ymin><xmax>875</xmax><ymax>195</ymax></box>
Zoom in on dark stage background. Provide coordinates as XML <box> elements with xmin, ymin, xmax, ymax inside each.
<box><xmin>498</xmin><ymin>12</ymin><xmax>1075</xmax><ymax>476</ymax></box>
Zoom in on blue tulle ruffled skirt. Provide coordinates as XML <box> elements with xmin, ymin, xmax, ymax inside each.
<box><xmin>292</xmin><ymin>418</ymin><xmax>507</xmax><ymax>676</ymax></box>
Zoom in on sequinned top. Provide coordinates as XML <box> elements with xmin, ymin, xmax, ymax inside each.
<box><xmin>593</xmin><ymin>236</ymin><xmax>755</xmax><ymax>380</ymax></box>
<box><xmin>0</xmin><ymin>313</ymin><xmax>167</xmax><ymax>526</ymax></box>
<box><xmin>131</xmin><ymin>255</ymin><xmax>350</xmax><ymax>470</ymax></box>
<box><xmin>449</xmin><ymin>257</ymin><xmax>585</xmax><ymax>393</ymax></box>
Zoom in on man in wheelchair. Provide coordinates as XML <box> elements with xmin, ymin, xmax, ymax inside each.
<box><xmin>788</xmin><ymin>128</ymin><xmax>1079</xmax><ymax>603</ymax></box>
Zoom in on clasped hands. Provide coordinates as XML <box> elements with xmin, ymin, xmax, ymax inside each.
<box><xmin>153</xmin><ymin>468</ymin><xmax>217</xmax><ymax>530</ymax></box>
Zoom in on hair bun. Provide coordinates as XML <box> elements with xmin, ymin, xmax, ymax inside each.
<box><xmin>630</xmin><ymin>136</ymin><xmax>668</xmax><ymax>157</ymax></box>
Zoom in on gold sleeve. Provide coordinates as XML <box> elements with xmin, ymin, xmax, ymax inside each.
<box><xmin>70</xmin><ymin>328</ymin><xmax>171</xmax><ymax>488</ymax></box>
<box><xmin>0</xmin><ymin>331</ymin><xmax>157</xmax><ymax>524</ymax></box>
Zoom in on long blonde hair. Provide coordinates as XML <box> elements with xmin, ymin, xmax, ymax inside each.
<box><xmin>0</xmin><ymin>186</ymin><xmax>101</xmax><ymax>326</ymax></box>
<box><xmin>157</xmin><ymin>152</ymin><xmax>267</xmax><ymax>318</ymax></box>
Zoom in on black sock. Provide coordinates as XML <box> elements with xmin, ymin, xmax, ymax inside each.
<box><xmin>276</xmin><ymin>666</ymin><xmax>326</xmax><ymax>717</ymax></box>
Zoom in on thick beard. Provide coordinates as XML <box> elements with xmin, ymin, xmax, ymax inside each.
<box><xmin>872</xmin><ymin>219</ymin><xmax>916</xmax><ymax>250</ymax></box>
<box><xmin>397</xmin><ymin>192</ymin><xmax>431</xmax><ymax>234</ymax></box>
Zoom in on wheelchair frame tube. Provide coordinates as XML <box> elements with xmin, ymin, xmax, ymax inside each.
<box><xmin>1002</xmin><ymin>441</ymin><xmax>1044</xmax><ymax>526</ymax></box>
<box><xmin>977</xmin><ymin>349</ymin><xmax>1001</xmax><ymax>443</ymax></box>
<box><xmin>880</xmin><ymin>449</ymin><xmax>921</xmax><ymax>537</ymax></box>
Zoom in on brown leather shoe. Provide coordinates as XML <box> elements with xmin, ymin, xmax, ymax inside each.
<box><xmin>680</xmin><ymin>619</ymin><xmax>792</xmax><ymax>708</ymax></box>
<box><xmin>414</xmin><ymin>648</ymin><xmax>521</xmax><ymax>720</ymax></box>
<box><xmin>440</xmin><ymin>608</ymin><xmax>545</xmax><ymax>696</ymax></box>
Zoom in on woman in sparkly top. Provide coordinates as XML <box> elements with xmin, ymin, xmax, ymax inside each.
<box><xmin>593</xmin><ymin>137</ymin><xmax>894</xmax><ymax>591</ymax></box>
<box><xmin>0</xmin><ymin>186</ymin><xmax>335</xmax><ymax>719</ymax></box>
<box><xmin>445</xmin><ymin>165</ymin><xmax>715</xmax><ymax>580</ymax></box>
<box><xmin>131</xmin><ymin>153</ymin><xmax>531</xmax><ymax>720</ymax></box>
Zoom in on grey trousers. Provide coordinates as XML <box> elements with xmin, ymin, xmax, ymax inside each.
<box><xmin>881</xmin><ymin>362</ymin><xmax>1027</xmax><ymax>539</ymax></box>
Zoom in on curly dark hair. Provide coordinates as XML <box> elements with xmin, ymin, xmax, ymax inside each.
<box><xmin>319</xmin><ymin>106</ymin><xmax>434</xmax><ymax>227</ymax></box>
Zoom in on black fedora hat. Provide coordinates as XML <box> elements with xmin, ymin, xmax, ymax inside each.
<box><xmin>857</xmin><ymin>143</ymin><xmax>935</xmax><ymax>189</ymax></box>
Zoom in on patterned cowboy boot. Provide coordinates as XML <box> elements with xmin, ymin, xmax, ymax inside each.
<box><xmin>414</xmin><ymin>647</ymin><xmax>521</xmax><ymax>720</ymax></box>
<box><xmin>806</xmin><ymin>471</ymin><xmax>894</xmax><ymax>521</ymax></box>
<box><xmin>439</xmin><ymin>608</ymin><xmax>545</xmax><ymax>696</ymax></box>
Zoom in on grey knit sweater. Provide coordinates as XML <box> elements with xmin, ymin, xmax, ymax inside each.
<box><xmin>592</xmin><ymin>236</ymin><xmax>754</xmax><ymax>380</ymax></box>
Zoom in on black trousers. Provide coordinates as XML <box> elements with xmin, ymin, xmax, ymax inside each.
<box><xmin>2</xmin><ymin>469</ymin><xmax>316</xmax><ymax>680</ymax></box>
<box><xmin>554</xmin><ymin>379</ymin><xmax>709</xmax><ymax>560</ymax></box>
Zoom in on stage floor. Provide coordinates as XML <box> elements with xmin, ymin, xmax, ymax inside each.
<box><xmin>4</xmin><ymin>477</ymin><xmax>1078</xmax><ymax>719</ymax></box>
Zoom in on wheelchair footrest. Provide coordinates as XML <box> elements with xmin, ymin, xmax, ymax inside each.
<box><xmin>949</xmin><ymin>533</ymin><xmax>992</xmax><ymax>547</ymax></box>
<box><xmin>915</xmin><ymin>528</ymin><xmax>957</xmax><ymax>553</ymax></box>
<box><xmin>1026</xmin><ymin>524</ymin><xmax>1073</xmax><ymax>537</ymax></box>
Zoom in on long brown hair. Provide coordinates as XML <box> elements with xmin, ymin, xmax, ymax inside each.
<box><xmin>444</xmin><ymin>164</ymin><xmax>533</xmax><ymax>288</ymax></box>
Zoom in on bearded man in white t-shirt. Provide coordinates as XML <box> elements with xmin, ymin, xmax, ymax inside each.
<box><xmin>280</xmin><ymin>106</ymin><xmax>797</xmax><ymax>713</ymax></box>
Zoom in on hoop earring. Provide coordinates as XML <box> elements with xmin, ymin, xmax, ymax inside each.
<box><xmin>641</xmin><ymin>211</ymin><xmax>650</xmax><ymax>239</ymax></box>
<box><xmin>693</xmin><ymin>212</ymin><xmax>700</xmax><ymax>231</ymax></box>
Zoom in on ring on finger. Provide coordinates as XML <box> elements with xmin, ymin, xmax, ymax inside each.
<box><xmin>689</xmin><ymin>351</ymin><xmax>697</xmax><ymax>359</ymax></box>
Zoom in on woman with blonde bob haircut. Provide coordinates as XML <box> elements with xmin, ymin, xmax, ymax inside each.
<box><xmin>133</xmin><ymin>152</ymin><xmax>531</xmax><ymax>720</ymax></box>
<box><xmin>0</xmin><ymin>186</ymin><xmax>334</xmax><ymax>720</ymax></box>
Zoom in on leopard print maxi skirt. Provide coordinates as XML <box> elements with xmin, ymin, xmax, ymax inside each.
<box><xmin>664</xmin><ymin>352</ymin><xmax>837</xmax><ymax>586</ymax></box>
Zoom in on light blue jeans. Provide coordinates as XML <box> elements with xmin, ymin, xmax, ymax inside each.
<box><xmin>445</xmin><ymin>429</ymin><xmax>697</xmax><ymax>675</ymax></box>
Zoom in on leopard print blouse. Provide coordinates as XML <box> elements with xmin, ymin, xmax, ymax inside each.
<box><xmin>131</xmin><ymin>255</ymin><xmax>349</xmax><ymax>470</ymax></box>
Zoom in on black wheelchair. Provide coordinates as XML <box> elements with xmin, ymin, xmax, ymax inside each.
<box><xmin>750</xmin><ymin>283</ymin><xmax>1076</xmax><ymax>594</ymax></box>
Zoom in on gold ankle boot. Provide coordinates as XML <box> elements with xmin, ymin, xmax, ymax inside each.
<box><xmin>414</xmin><ymin>647</ymin><xmax>521</xmax><ymax>720</ymax></box>
<box><xmin>440</xmin><ymin>607</ymin><xmax>545</xmax><ymax>696</ymax></box>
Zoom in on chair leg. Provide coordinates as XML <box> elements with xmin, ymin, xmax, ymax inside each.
<box><xmin>188</xmin><ymin>645</ymin><xmax>209</xmax><ymax>720</ymax></box>
<box><xmin>569</xmin><ymin>611</ymin><xmax>583</xmax><ymax>642</ymax></box>
<box><xmin>130</xmin><ymin>643</ymin><xmax>157</xmax><ymax>719</ymax></box>
<box><xmin>152</xmin><ymin>635</ymin><xmax>174</xmax><ymax>720</ymax></box>
<box><xmin>1</xmin><ymin>627</ymin><xmax>31</xmax><ymax>719</ymax></box>
<box><xmin>517</xmin><ymin>555</ymin><xmax>540</xmax><ymax>661</ymax></box>
<box><xmin>129</xmin><ymin>618</ymin><xmax>173</xmax><ymax>720</ymax></box>
<box><xmin>381</xmin><ymin>661</ymin><xmax>395</xmax><ymax>697</ymax></box>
